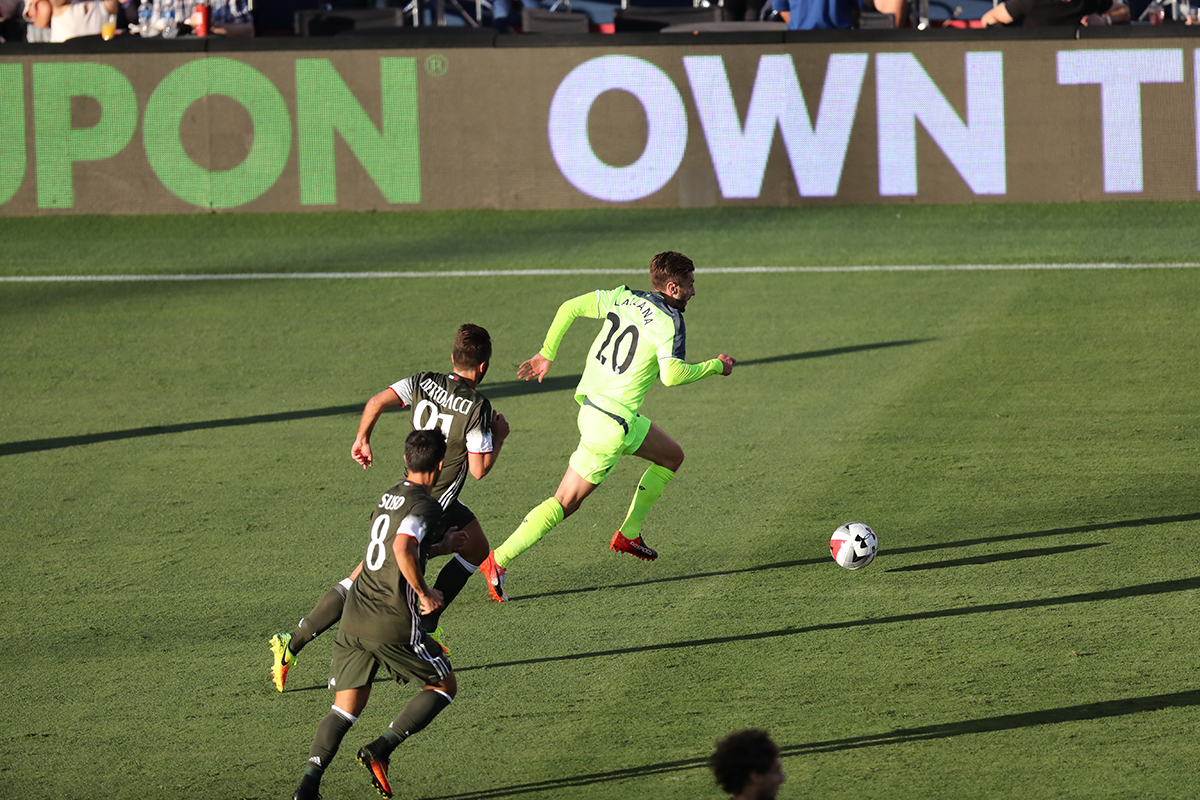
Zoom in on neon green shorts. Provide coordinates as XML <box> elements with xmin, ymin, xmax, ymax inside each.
<box><xmin>568</xmin><ymin>402</ymin><xmax>652</xmax><ymax>485</ymax></box>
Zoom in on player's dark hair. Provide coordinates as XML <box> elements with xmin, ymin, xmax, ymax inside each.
<box><xmin>708</xmin><ymin>728</ymin><xmax>779</xmax><ymax>795</ymax></box>
<box><xmin>453</xmin><ymin>323</ymin><xmax>492</xmax><ymax>370</ymax></box>
<box><xmin>405</xmin><ymin>428</ymin><xmax>447</xmax><ymax>474</ymax></box>
<box><xmin>649</xmin><ymin>251</ymin><xmax>695</xmax><ymax>291</ymax></box>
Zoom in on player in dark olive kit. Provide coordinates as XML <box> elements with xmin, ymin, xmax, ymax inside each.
<box><xmin>292</xmin><ymin>429</ymin><xmax>456</xmax><ymax>800</ymax></box>
<box><xmin>270</xmin><ymin>324</ymin><xmax>508</xmax><ymax>691</ymax></box>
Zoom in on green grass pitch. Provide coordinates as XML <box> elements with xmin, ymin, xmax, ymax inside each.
<box><xmin>1</xmin><ymin>203</ymin><xmax>1197</xmax><ymax>800</ymax></box>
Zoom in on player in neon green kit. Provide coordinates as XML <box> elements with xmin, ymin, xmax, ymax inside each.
<box><xmin>480</xmin><ymin>251</ymin><xmax>736</xmax><ymax>601</ymax></box>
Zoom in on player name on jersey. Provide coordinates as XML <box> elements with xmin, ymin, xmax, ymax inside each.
<box><xmin>378</xmin><ymin>493</ymin><xmax>407</xmax><ymax>511</ymax></box>
<box><xmin>617</xmin><ymin>295</ymin><xmax>657</xmax><ymax>325</ymax></box>
<box><xmin>419</xmin><ymin>376</ymin><xmax>475</xmax><ymax>415</ymax></box>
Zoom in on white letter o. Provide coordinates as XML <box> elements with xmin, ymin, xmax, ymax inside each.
<box><xmin>548</xmin><ymin>55</ymin><xmax>687</xmax><ymax>203</ymax></box>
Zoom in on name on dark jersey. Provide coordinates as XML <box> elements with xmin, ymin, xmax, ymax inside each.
<box><xmin>378</xmin><ymin>493</ymin><xmax>407</xmax><ymax>511</ymax></box>
<box><xmin>617</xmin><ymin>297</ymin><xmax>655</xmax><ymax>325</ymax></box>
<box><xmin>420</xmin><ymin>377</ymin><xmax>474</xmax><ymax>414</ymax></box>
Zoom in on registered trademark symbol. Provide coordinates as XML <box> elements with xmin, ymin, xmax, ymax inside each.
<box><xmin>425</xmin><ymin>54</ymin><xmax>449</xmax><ymax>77</ymax></box>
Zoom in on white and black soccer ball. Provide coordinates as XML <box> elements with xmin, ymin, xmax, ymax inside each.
<box><xmin>830</xmin><ymin>522</ymin><xmax>878</xmax><ymax>570</ymax></box>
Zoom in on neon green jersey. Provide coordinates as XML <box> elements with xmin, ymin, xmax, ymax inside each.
<box><xmin>539</xmin><ymin>286</ymin><xmax>722</xmax><ymax>421</ymax></box>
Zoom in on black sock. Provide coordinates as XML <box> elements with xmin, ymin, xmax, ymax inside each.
<box><xmin>420</xmin><ymin>558</ymin><xmax>474</xmax><ymax>632</ymax></box>
<box><xmin>295</xmin><ymin>770</ymin><xmax>322</xmax><ymax>797</ymax></box>
<box><xmin>371</xmin><ymin>690</ymin><xmax>453</xmax><ymax>758</ymax></box>
<box><xmin>307</xmin><ymin>708</ymin><xmax>355</xmax><ymax>772</ymax></box>
<box><xmin>290</xmin><ymin>583</ymin><xmax>349</xmax><ymax>656</ymax></box>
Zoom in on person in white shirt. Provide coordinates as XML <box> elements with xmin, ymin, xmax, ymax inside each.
<box><xmin>24</xmin><ymin>0</ymin><xmax>118</xmax><ymax>41</ymax></box>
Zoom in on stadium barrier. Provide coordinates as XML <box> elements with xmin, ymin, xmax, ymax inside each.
<box><xmin>0</xmin><ymin>29</ymin><xmax>1198</xmax><ymax>214</ymax></box>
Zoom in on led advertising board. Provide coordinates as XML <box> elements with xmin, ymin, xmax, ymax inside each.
<box><xmin>0</xmin><ymin>39</ymin><xmax>1197</xmax><ymax>214</ymax></box>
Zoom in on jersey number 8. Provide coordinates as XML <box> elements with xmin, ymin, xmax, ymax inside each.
<box><xmin>366</xmin><ymin>511</ymin><xmax>400</xmax><ymax>571</ymax></box>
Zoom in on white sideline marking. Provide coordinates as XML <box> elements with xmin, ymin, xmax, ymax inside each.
<box><xmin>2</xmin><ymin>263</ymin><xmax>1199</xmax><ymax>282</ymax></box>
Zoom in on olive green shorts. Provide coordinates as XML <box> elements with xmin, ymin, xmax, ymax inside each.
<box><xmin>567</xmin><ymin>402</ymin><xmax>652</xmax><ymax>485</ymax></box>
<box><xmin>436</xmin><ymin>500</ymin><xmax>477</xmax><ymax>540</ymax></box>
<box><xmin>328</xmin><ymin>630</ymin><xmax>451</xmax><ymax>691</ymax></box>
<box><xmin>419</xmin><ymin>500</ymin><xmax>477</xmax><ymax>572</ymax></box>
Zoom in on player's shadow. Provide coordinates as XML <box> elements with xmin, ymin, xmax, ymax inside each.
<box><xmin>0</xmin><ymin>339</ymin><xmax>930</xmax><ymax>458</ymax></box>
<box><xmin>0</xmin><ymin>404</ymin><xmax>365</xmax><ymax>457</ymax></box>
<box><xmin>0</xmin><ymin>339</ymin><xmax>929</xmax><ymax>457</ymax></box>
<box><xmin>885</xmin><ymin>542</ymin><xmax>1108</xmax><ymax>572</ymax></box>
<box><xmin>512</xmin><ymin>511</ymin><xmax>1200</xmax><ymax>602</ymax></box>
<box><xmin>422</xmin><ymin>689</ymin><xmax>1200</xmax><ymax>798</ymax></box>
<box><xmin>484</xmin><ymin>339</ymin><xmax>936</xmax><ymax>399</ymax></box>
<box><xmin>473</xmin><ymin>339</ymin><xmax>933</xmax><ymax>402</ymax></box>
<box><xmin>459</xmin><ymin>575</ymin><xmax>1200</xmax><ymax>673</ymax></box>
<box><xmin>735</xmin><ymin>337</ymin><xmax>935</xmax><ymax>367</ymax></box>
<box><xmin>0</xmin><ymin>376</ymin><xmax>585</xmax><ymax>458</ymax></box>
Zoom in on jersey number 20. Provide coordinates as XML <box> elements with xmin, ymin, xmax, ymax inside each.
<box><xmin>595</xmin><ymin>312</ymin><xmax>639</xmax><ymax>375</ymax></box>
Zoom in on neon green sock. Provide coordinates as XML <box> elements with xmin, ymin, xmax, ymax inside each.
<box><xmin>495</xmin><ymin>498</ymin><xmax>564</xmax><ymax>567</ymax></box>
<box><xmin>619</xmin><ymin>464</ymin><xmax>675</xmax><ymax>539</ymax></box>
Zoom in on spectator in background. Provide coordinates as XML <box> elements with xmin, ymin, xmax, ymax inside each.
<box><xmin>0</xmin><ymin>0</ymin><xmax>30</xmax><ymax>40</ymax></box>
<box><xmin>24</xmin><ymin>0</ymin><xmax>117</xmax><ymax>41</ymax></box>
<box><xmin>209</xmin><ymin>0</ymin><xmax>252</xmax><ymax>36</ymax></box>
<box><xmin>772</xmin><ymin>0</ymin><xmax>859</xmax><ymax>28</ymax></box>
<box><xmin>981</xmin><ymin>0</ymin><xmax>1129</xmax><ymax>25</ymax></box>
<box><xmin>709</xmin><ymin>728</ymin><xmax>787</xmax><ymax>800</ymax></box>
<box><xmin>20</xmin><ymin>0</ymin><xmax>50</xmax><ymax>30</ymax></box>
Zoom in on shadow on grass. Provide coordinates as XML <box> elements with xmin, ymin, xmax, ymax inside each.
<box><xmin>0</xmin><ymin>375</ymin><xmax>585</xmax><ymax>457</ymax></box>
<box><xmin>512</xmin><ymin>512</ymin><xmax>1200</xmax><ymax>602</ymax></box>
<box><xmin>461</xmin><ymin>576</ymin><xmax>1200</xmax><ymax>673</ymax></box>
<box><xmin>884</xmin><ymin>542</ymin><xmax>1108</xmax><ymax>572</ymax></box>
<box><xmin>422</xmin><ymin>690</ymin><xmax>1200</xmax><ymax>799</ymax></box>
<box><xmin>735</xmin><ymin>338</ymin><xmax>935</xmax><ymax>367</ymax></box>
<box><xmin>0</xmin><ymin>338</ymin><xmax>930</xmax><ymax>456</ymax></box>
<box><xmin>0</xmin><ymin>404</ymin><xmax>363</xmax><ymax>457</ymax></box>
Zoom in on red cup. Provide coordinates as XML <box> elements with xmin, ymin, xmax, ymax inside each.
<box><xmin>194</xmin><ymin>2</ymin><xmax>210</xmax><ymax>35</ymax></box>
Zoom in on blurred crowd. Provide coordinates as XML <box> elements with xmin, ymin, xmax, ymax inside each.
<box><xmin>0</xmin><ymin>0</ymin><xmax>251</xmax><ymax>42</ymax></box>
<box><xmin>1</xmin><ymin>0</ymin><xmax>1194</xmax><ymax>43</ymax></box>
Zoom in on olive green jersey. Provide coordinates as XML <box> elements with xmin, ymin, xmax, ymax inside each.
<box><xmin>341</xmin><ymin>480</ymin><xmax>443</xmax><ymax>645</ymax></box>
<box><xmin>388</xmin><ymin>371</ymin><xmax>494</xmax><ymax>510</ymax></box>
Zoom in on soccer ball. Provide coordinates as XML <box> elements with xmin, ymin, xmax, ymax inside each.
<box><xmin>830</xmin><ymin>522</ymin><xmax>878</xmax><ymax>570</ymax></box>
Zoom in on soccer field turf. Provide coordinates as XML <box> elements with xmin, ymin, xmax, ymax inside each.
<box><xmin>1</xmin><ymin>204</ymin><xmax>1197</xmax><ymax>800</ymax></box>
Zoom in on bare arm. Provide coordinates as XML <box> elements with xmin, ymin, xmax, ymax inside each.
<box><xmin>25</xmin><ymin>0</ymin><xmax>51</xmax><ymax>26</ymax></box>
<box><xmin>351</xmin><ymin>388</ymin><xmax>405</xmax><ymax>469</ymax></box>
<box><xmin>467</xmin><ymin>411</ymin><xmax>509</xmax><ymax>479</ymax></box>
<box><xmin>393</xmin><ymin>535</ymin><xmax>442</xmax><ymax>614</ymax></box>
<box><xmin>981</xmin><ymin>2</ymin><xmax>1013</xmax><ymax>24</ymax></box>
